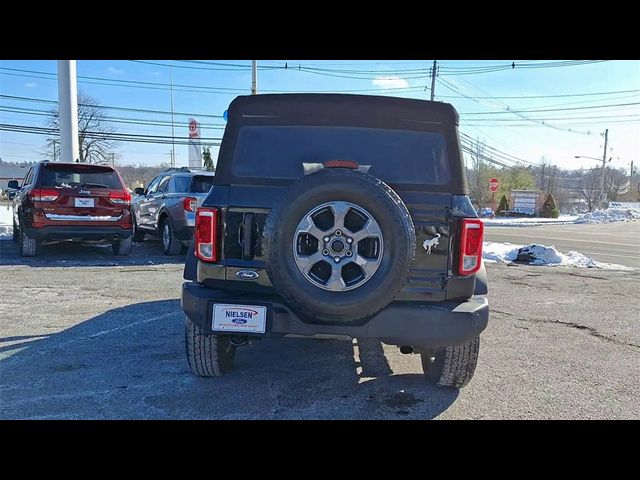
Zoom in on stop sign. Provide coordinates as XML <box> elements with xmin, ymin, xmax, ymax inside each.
<box><xmin>489</xmin><ymin>178</ymin><xmax>499</xmax><ymax>192</ymax></box>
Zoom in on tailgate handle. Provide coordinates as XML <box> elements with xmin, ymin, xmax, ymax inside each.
<box><xmin>242</xmin><ymin>212</ymin><xmax>255</xmax><ymax>260</ymax></box>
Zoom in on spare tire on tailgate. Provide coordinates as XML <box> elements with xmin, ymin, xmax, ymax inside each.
<box><xmin>262</xmin><ymin>168</ymin><xmax>416</xmax><ymax>323</ymax></box>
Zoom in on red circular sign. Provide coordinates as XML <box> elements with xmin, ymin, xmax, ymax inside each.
<box><xmin>189</xmin><ymin>120</ymin><xmax>197</xmax><ymax>133</ymax></box>
<box><xmin>489</xmin><ymin>178</ymin><xmax>499</xmax><ymax>192</ymax></box>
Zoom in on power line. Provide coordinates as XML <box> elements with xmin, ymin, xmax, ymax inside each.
<box><xmin>0</xmin><ymin>94</ymin><xmax>224</xmax><ymax>119</ymax></box>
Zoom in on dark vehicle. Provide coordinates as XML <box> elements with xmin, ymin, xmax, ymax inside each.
<box><xmin>181</xmin><ymin>94</ymin><xmax>489</xmax><ymax>388</ymax></box>
<box><xmin>5</xmin><ymin>182</ymin><xmax>20</xmax><ymax>200</ymax></box>
<box><xmin>130</xmin><ymin>167</ymin><xmax>216</xmax><ymax>255</ymax></box>
<box><xmin>11</xmin><ymin>161</ymin><xmax>133</xmax><ymax>257</ymax></box>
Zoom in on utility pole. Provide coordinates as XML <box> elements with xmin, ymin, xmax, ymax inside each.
<box><xmin>631</xmin><ymin>160</ymin><xmax>635</xmax><ymax>199</ymax></box>
<box><xmin>251</xmin><ymin>60</ymin><xmax>257</xmax><ymax>95</ymax></box>
<box><xmin>169</xmin><ymin>60</ymin><xmax>176</xmax><ymax>168</ymax></box>
<box><xmin>430</xmin><ymin>60</ymin><xmax>437</xmax><ymax>101</ymax></box>
<box><xmin>52</xmin><ymin>140</ymin><xmax>57</xmax><ymax>162</ymax></box>
<box><xmin>598</xmin><ymin>128</ymin><xmax>609</xmax><ymax>206</ymax></box>
<box><xmin>57</xmin><ymin>60</ymin><xmax>80</xmax><ymax>163</ymax></box>
<box><xmin>111</xmin><ymin>153</ymin><xmax>115</xmax><ymax>168</ymax></box>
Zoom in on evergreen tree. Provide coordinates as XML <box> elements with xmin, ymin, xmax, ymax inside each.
<box><xmin>496</xmin><ymin>194</ymin><xmax>510</xmax><ymax>215</ymax></box>
<box><xmin>202</xmin><ymin>147</ymin><xmax>215</xmax><ymax>171</ymax></box>
<box><xmin>542</xmin><ymin>193</ymin><xmax>559</xmax><ymax>218</ymax></box>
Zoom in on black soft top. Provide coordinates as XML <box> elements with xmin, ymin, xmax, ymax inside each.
<box><xmin>214</xmin><ymin>94</ymin><xmax>467</xmax><ymax>193</ymax></box>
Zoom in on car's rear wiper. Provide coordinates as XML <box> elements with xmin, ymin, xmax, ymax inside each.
<box><xmin>78</xmin><ymin>183</ymin><xmax>110</xmax><ymax>189</ymax></box>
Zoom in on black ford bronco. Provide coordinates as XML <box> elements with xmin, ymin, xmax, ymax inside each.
<box><xmin>181</xmin><ymin>94</ymin><xmax>489</xmax><ymax>388</ymax></box>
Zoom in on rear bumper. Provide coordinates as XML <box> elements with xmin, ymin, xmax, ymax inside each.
<box><xmin>25</xmin><ymin>226</ymin><xmax>132</xmax><ymax>241</ymax></box>
<box><xmin>181</xmin><ymin>282</ymin><xmax>489</xmax><ymax>348</ymax></box>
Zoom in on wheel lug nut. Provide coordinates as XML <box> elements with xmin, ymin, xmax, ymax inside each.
<box><xmin>346</xmin><ymin>237</ymin><xmax>353</xmax><ymax>244</ymax></box>
<box><xmin>323</xmin><ymin>236</ymin><xmax>330</xmax><ymax>243</ymax></box>
<box><xmin>322</xmin><ymin>249</ymin><xmax>330</xmax><ymax>256</ymax></box>
<box><xmin>335</xmin><ymin>230</ymin><xmax>342</xmax><ymax>236</ymax></box>
<box><xmin>346</xmin><ymin>250</ymin><xmax>353</xmax><ymax>257</ymax></box>
<box><xmin>334</xmin><ymin>257</ymin><xmax>340</xmax><ymax>263</ymax></box>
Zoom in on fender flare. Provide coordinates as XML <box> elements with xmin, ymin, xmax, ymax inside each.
<box><xmin>473</xmin><ymin>263</ymin><xmax>489</xmax><ymax>296</ymax></box>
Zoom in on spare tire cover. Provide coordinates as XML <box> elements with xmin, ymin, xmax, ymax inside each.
<box><xmin>262</xmin><ymin>168</ymin><xmax>416</xmax><ymax>323</ymax></box>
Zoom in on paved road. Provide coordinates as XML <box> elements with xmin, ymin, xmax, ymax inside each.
<box><xmin>0</xmin><ymin>239</ymin><xmax>638</xmax><ymax>419</ymax></box>
<box><xmin>485</xmin><ymin>222</ymin><xmax>640</xmax><ymax>268</ymax></box>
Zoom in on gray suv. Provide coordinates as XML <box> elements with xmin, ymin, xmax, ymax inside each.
<box><xmin>131</xmin><ymin>167</ymin><xmax>215</xmax><ymax>255</ymax></box>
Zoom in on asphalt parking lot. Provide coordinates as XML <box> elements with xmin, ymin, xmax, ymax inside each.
<box><xmin>1</xmin><ymin>238</ymin><xmax>639</xmax><ymax>419</ymax></box>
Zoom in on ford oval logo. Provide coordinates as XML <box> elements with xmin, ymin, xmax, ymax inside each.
<box><xmin>232</xmin><ymin>318</ymin><xmax>247</xmax><ymax>324</ymax></box>
<box><xmin>236</xmin><ymin>270</ymin><xmax>259</xmax><ymax>280</ymax></box>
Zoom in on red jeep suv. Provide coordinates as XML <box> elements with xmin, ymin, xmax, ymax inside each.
<box><xmin>11</xmin><ymin>161</ymin><xmax>134</xmax><ymax>257</ymax></box>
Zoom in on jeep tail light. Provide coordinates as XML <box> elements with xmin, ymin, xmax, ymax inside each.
<box><xmin>195</xmin><ymin>207</ymin><xmax>219</xmax><ymax>262</ymax></box>
<box><xmin>183</xmin><ymin>197</ymin><xmax>197</xmax><ymax>212</ymax></box>
<box><xmin>29</xmin><ymin>189</ymin><xmax>59</xmax><ymax>202</ymax></box>
<box><xmin>458</xmin><ymin>218</ymin><xmax>484</xmax><ymax>276</ymax></box>
<box><xmin>109</xmin><ymin>190</ymin><xmax>132</xmax><ymax>205</ymax></box>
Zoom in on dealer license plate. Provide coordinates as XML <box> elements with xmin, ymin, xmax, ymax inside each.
<box><xmin>74</xmin><ymin>197</ymin><xmax>95</xmax><ymax>208</ymax></box>
<box><xmin>212</xmin><ymin>304</ymin><xmax>267</xmax><ymax>334</ymax></box>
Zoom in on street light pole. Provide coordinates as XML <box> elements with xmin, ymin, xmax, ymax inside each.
<box><xmin>57</xmin><ymin>60</ymin><xmax>80</xmax><ymax>163</ymax></box>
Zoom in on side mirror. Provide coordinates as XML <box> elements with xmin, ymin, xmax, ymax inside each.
<box><xmin>134</xmin><ymin>187</ymin><xmax>145</xmax><ymax>195</ymax></box>
<box><xmin>7</xmin><ymin>180</ymin><xmax>19</xmax><ymax>189</ymax></box>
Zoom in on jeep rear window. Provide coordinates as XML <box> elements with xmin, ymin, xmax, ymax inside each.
<box><xmin>38</xmin><ymin>164</ymin><xmax>122</xmax><ymax>189</ymax></box>
<box><xmin>231</xmin><ymin>126</ymin><xmax>450</xmax><ymax>185</ymax></box>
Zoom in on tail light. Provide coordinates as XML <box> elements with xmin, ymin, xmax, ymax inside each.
<box><xmin>195</xmin><ymin>207</ymin><xmax>219</xmax><ymax>262</ymax></box>
<box><xmin>458</xmin><ymin>218</ymin><xmax>484</xmax><ymax>276</ymax></box>
<box><xmin>29</xmin><ymin>189</ymin><xmax>59</xmax><ymax>202</ymax></box>
<box><xmin>183</xmin><ymin>197</ymin><xmax>197</xmax><ymax>212</ymax></box>
<box><xmin>109</xmin><ymin>190</ymin><xmax>132</xmax><ymax>205</ymax></box>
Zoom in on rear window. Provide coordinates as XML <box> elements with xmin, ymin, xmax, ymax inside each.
<box><xmin>38</xmin><ymin>164</ymin><xmax>122</xmax><ymax>189</ymax></box>
<box><xmin>173</xmin><ymin>175</ymin><xmax>214</xmax><ymax>193</ymax></box>
<box><xmin>231</xmin><ymin>126</ymin><xmax>450</xmax><ymax>185</ymax></box>
<box><xmin>190</xmin><ymin>175</ymin><xmax>215</xmax><ymax>193</ymax></box>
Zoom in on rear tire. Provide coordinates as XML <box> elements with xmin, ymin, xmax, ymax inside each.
<box><xmin>421</xmin><ymin>337</ymin><xmax>480</xmax><ymax>388</ymax></box>
<box><xmin>12</xmin><ymin>217</ymin><xmax>19</xmax><ymax>242</ymax></box>
<box><xmin>20</xmin><ymin>229</ymin><xmax>39</xmax><ymax>257</ymax></box>
<box><xmin>112</xmin><ymin>236</ymin><xmax>133</xmax><ymax>255</ymax></box>
<box><xmin>185</xmin><ymin>316</ymin><xmax>236</xmax><ymax>377</ymax></box>
<box><xmin>132</xmin><ymin>215</ymin><xmax>146</xmax><ymax>242</ymax></box>
<box><xmin>161</xmin><ymin>219</ymin><xmax>182</xmax><ymax>256</ymax></box>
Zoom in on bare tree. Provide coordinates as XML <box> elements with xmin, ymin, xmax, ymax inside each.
<box><xmin>45</xmin><ymin>92</ymin><xmax>118</xmax><ymax>163</ymax></box>
<box><xmin>605</xmin><ymin>167</ymin><xmax>631</xmax><ymax>202</ymax></box>
<box><xmin>576</xmin><ymin>168</ymin><xmax>601</xmax><ymax>212</ymax></box>
<box><xmin>467</xmin><ymin>138</ymin><xmax>490</xmax><ymax>209</ymax></box>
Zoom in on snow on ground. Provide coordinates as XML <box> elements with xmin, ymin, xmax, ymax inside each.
<box><xmin>484</xmin><ymin>207</ymin><xmax>640</xmax><ymax>227</ymax></box>
<box><xmin>0</xmin><ymin>205</ymin><xmax>13</xmax><ymax>240</ymax></box>
<box><xmin>483</xmin><ymin>241</ymin><xmax>633</xmax><ymax>270</ymax></box>
<box><xmin>575</xmin><ymin>207</ymin><xmax>640</xmax><ymax>224</ymax></box>
<box><xmin>482</xmin><ymin>215</ymin><xmax>578</xmax><ymax>227</ymax></box>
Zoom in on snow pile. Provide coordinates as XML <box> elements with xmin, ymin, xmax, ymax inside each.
<box><xmin>482</xmin><ymin>241</ymin><xmax>520</xmax><ymax>262</ymax></box>
<box><xmin>482</xmin><ymin>215</ymin><xmax>578</xmax><ymax>227</ymax></box>
<box><xmin>483</xmin><ymin>241</ymin><xmax>632</xmax><ymax>270</ymax></box>
<box><xmin>575</xmin><ymin>208</ymin><xmax>640</xmax><ymax>224</ymax></box>
<box><xmin>0</xmin><ymin>206</ymin><xmax>13</xmax><ymax>240</ymax></box>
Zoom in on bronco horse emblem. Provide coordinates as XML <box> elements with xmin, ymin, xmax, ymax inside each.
<box><xmin>422</xmin><ymin>233</ymin><xmax>441</xmax><ymax>254</ymax></box>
